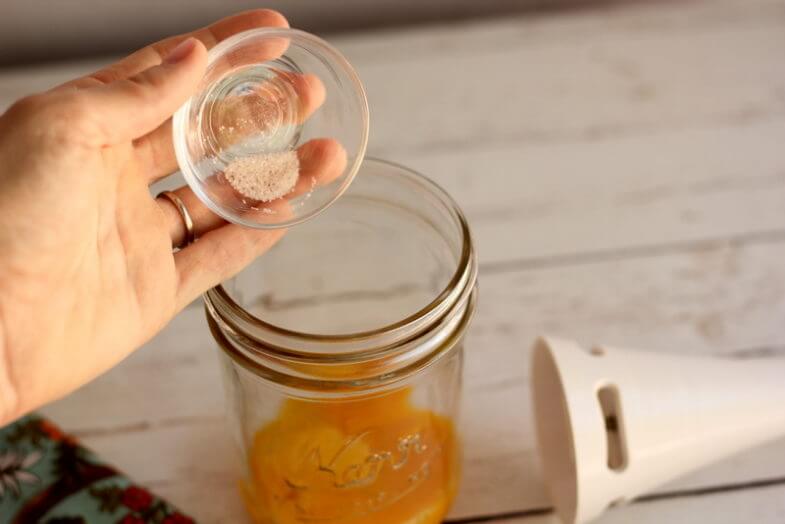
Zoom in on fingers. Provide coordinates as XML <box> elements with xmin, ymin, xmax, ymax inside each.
<box><xmin>290</xmin><ymin>138</ymin><xmax>348</xmax><ymax>197</ymax></box>
<box><xmin>54</xmin><ymin>10</ymin><xmax>289</xmax><ymax>91</ymax></box>
<box><xmin>84</xmin><ymin>38</ymin><xmax>208</xmax><ymax>144</ymax></box>
<box><xmin>173</xmin><ymin>220</ymin><xmax>288</xmax><ymax>309</ymax></box>
<box><xmin>136</xmin><ymin>71</ymin><xmax>326</xmax><ymax>184</ymax></box>
<box><xmin>157</xmin><ymin>138</ymin><xmax>346</xmax><ymax>247</ymax></box>
<box><xmin>278</xmin><ymin>72</ymin><xmax>328</xmax><ymax>122</ymax></box>
<box><xmin>156</xmin><ymin>185</ymin><xmax>227</xmax><ymax>249</ymax></box>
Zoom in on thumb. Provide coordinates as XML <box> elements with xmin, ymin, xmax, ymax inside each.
<box><xmin>87</xmin><ymin>38</ymin><xmax>207</xmax><ymax>144</ymax></box>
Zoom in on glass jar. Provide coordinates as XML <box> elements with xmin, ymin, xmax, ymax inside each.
<box><xmin>204</xmin><ymin>158</ymin><xmax>478</xmax><ymax>524</ymax></box>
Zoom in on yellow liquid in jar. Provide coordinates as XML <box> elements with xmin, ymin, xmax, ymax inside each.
<box><xmin>241</xmin><ymin>388</ymin><xmax>459</xmax><ymax>523</ymax></box>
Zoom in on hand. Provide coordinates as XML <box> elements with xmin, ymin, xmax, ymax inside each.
<box><xmin>0</xmin><ymin>10</ymin><xmax>346</xmax><ymax>424</ymax></box>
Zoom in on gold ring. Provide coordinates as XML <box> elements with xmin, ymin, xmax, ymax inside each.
<box><xmin>157</xmin><ymin>190</ymin><xmax>195</xmax><ymax>249</ymax></box>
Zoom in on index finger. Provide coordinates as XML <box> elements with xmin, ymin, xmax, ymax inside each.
<box><xmin>54</xmin><ymin>9</ymin><xmax>289</xmax><ymax>91</ymax></box>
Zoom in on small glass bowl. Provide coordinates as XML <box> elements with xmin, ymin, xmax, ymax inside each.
<box><xmin>173</xmin><ymin>28</ymin><xmax>369</xmax><ymax>229</ymax></box>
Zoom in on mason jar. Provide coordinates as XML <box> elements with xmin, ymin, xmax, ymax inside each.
<box><xmin>204</xmin><ymin>158</ymin><xmax>478</xmax><ymax>524</ymax></box>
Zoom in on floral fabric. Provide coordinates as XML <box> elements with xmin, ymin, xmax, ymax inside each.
<box><xmin>0</xmin><ymin>415</ymin><xmax>194</xmax><ymax>524</ymax></box>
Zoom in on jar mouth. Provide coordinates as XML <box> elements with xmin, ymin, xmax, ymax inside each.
<box><xmin>204</xmin><ymin>158</ymin><xmax>478</xmax><ymax>363</ymax></box>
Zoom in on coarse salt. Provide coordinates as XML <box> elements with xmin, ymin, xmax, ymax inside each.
<box><xmin>223</xmin><ymin>150</ymin><xmax>300</xmax><ymax>202</ymax></box>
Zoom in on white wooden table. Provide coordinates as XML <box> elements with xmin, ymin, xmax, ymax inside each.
<box><xmin>2</xmin><ymin>0</ymin><xmax>784</xmax><ymax>522</ymax></box>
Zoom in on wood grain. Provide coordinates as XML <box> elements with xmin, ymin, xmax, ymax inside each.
<box><xmin>41</xmin><ymin>238</ymin><xmax>785</xmax><ymax>520</ymax></box>
<box><xmin>0</xmin><ymin>0</ymin><xmax>780</xmax><ymax>521</ymax></box>
<box><xmin>469</xmin><ymin>482</ymin><xmax>785</xmax><ymax>523</ymax></box>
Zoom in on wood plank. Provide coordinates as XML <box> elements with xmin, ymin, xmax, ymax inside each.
<box><xmin>339</xmin><ymin>0</ymin><xmax>785</xmax><ymax>265</ymax></box>
<box><xmin>41</xmin><ymin>238</ymin><xmax>785</xmax><ymax>519</ymax></box>
<box><xmin>2</xmin><ymin>3</ymin><xmax>783</xmax><ymax>268</ymax></box>
<box><xmin>52</xmin><ymin>235</ymin><xmax>785</xmax><ymax>419</ymax></box>
<box><xmin>339</xmin><ymin>0</ymin><xmax>785</xmax><ymax>67</ymax></box>
<box><xmin>406</xmin><ymin>120</ymin><xmax>785</xmax><ymax>266</ymax></box>
<box><xmin>2</xmin><ymin>0</ymin><xmax>782</xmax><ymax>109</ymax></box>
<box><xmin>2</xmin><ymin>0</ymin><xmax>623</xmax><ymax>66</ymax></box>
<box><xmin>4</xmin><ymin>0</ymin><xmax>784</xmax><ymax>141</ymax></box>
<box><xmin>342</xmin><ymin>2</ymin><xmax>785</xmax><ymax>155</ymax></box>
<box><xmin>476</xmin><ymin>482</ymin><xmax>785</xmax><ymax>524</ymax></box>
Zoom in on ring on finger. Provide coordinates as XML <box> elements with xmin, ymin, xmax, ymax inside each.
<box><xmin>156</xmin><ymin>190</ymin><xmax>195</xmax><ymax>249</ymax></box>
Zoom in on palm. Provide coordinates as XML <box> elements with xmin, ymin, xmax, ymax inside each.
<box><xmin>0</xmin><ymin>138</ymin><xmax>179</xmax><ymax>408</ymax></box>
<box><xmin>92</xmin><ymin>143</ymin><xmax>180</xmax><ymax>349</ymax></box>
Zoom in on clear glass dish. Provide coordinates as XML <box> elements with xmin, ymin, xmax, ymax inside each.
<box><xmin>173</xmin><ymin>28</ymin><xmax>369</xmax><ymax>229</ymax></box>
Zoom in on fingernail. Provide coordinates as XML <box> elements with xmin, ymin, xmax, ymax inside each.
<box><xmin>165</xmin><ymin>38</ymin><xmax>197</xmax><ymax>64</ymax></box>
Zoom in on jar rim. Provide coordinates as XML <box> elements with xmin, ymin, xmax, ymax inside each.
<box><xmin>204</xmin><ymin>158</ymin><xmax>478</xmax><ymax>361</ymax></box>
<box><xmin>206</xmin><ymin>290</ymin><xmax>476</xmax><ymax>393</ymax></box>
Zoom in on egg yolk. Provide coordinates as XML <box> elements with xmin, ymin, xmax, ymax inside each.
<box><xmin>241</xmin><ymin>388</ymin><xmax>459</xmax><ymax>523</ymax></box>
